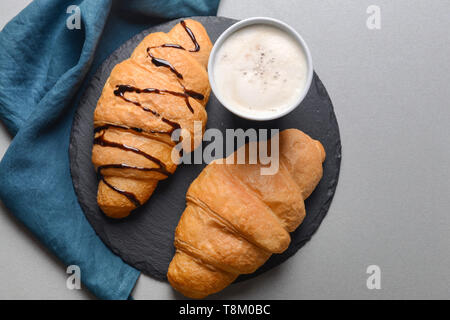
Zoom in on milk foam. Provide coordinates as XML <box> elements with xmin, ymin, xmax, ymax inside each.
<box><xmin>214</xmin><ymin>24</ymin><xmax>307</xmax><ymax>116</ymax></box>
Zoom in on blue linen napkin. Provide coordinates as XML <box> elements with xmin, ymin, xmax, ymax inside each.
<box><xmin>0</xmin><ymin>0</ymin><xmax>220</xmax><ymax>299</ymax></box>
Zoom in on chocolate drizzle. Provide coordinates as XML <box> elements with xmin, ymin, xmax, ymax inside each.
<box><xmin>94</xmin><ymin>131</ymin><xmax>172</xmax><ymax>177</ymax></box>
<box><xmin>180</xmin><ymin>20</ymin><xmax>200</xmax><ymax>52</ymax></box>
<box><xmin>94</xmin><ymin>129</ymin><xmax>172</xmax><ymax>206</ymax></box>
<box><xmin>146</xmin><ymin>20</ymin><xmax>201</xmax><ymax>80</ymax></box>
<box><xmin>96</xmin><ymin>20</ymin><xmax>203</xmax><ymax>206</ymax></box>
<box><xmin>94</xmin><ymin>124</ymin><xmax>142</xmax><ymax>133</ymax></box>
<box><xmin>95</xmin><ymin>123</ymin><xmax>160</xmax><ymax>135</ymax></box>
<box><xmin>100</xmin><ymin>176</ymin><xmax>141</xmax><ymax>208</ymax></box>
<box><xmin>114</xmin><ymin>84</ymin><xmax>202</xmax><ymax>115</ymax></box>
<box><xmin>147</xmin><ymin>47</ymin><xmax>184</xmax><ymax>79</ymax></box>
<box><xmin>113</xmin><ymin>84</ymin><xmax>181</xmax><ymax>132</ymax></box>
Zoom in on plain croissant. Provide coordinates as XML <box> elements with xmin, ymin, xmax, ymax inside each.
<box><xmin>167</xmin><ymin>129</ymin><xmax>326</xmax><ymax>298</ymax></box>
<box><xmin>92</xmin><ymin>20</ymin><xmax>212</xmax><ymax>218</ymax></box>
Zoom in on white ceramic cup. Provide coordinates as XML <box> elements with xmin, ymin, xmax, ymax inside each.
<box><xmin>208</xmin><ymin>17</ymin><xmax>314</xmax><ymax>121</ymax></box>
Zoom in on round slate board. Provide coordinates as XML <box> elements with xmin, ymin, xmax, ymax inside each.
<box><xmin>69</xmin><ymin>16</ymin><xmax>342</xmax><ymax>282</ymax></box>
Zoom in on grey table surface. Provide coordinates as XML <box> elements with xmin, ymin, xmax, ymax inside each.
<box><xmin>0</xmin><ymin>0</ymin><xmax>449</xmax><ymax>300</ymax></box>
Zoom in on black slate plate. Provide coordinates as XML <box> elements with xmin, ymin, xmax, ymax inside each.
<box><xmin>69</xmin><ymin>16</ymin><xmax>342</xmax><ymax>282</ymax></box>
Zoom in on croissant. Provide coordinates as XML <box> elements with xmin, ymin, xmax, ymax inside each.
<box><xmin>92</xmin><ymin>20</ymin><xmax>212</xmax><ymax>218</ymax></box>
<box><xmin>167</xmin><ymin>129</ymin><xmax>326</xmax><ymax>298</ymax></box>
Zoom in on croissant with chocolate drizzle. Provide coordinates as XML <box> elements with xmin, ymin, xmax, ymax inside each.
<box><xmin>92</xmin><ymin>20</ymin><xmax>212</xmax><ymax>218</ymax></box>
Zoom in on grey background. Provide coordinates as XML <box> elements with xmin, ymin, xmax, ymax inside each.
<box><xmin>0</xmin><ymin>0</ymin><xmax>448</xmax><ymax>299</ymax></box>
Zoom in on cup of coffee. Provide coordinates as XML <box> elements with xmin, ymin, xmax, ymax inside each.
<box><xmin>208</xmin><ymin>17</ymin><xmax>313</xmax><ymax>121</ymax></box>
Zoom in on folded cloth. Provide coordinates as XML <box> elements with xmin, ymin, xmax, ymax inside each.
<box><xmin>0</xmin><ymin>0</ymin><xmax>220</xmax><ymax>299</ymax></box>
